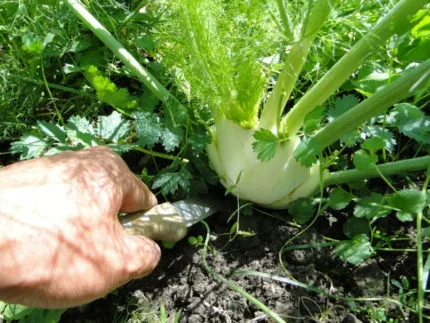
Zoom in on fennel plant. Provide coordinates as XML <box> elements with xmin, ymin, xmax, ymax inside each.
<box><xmin>66</xmin><ymin>0</ymin><xmax>430</xmax><ymax>208</ymax></box>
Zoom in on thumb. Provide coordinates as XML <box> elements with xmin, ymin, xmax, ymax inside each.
<box><xmin>122</xmin><ymin>234</ymin><xmax>161</xmax><ymax>279</ymax></box>
<box><xmin>121</xmin><ymin>175</ymin><xmax>157</xmax><ymax>213</ymax></box>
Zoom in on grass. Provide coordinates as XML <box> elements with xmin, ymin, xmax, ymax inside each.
<box><xmin>1</xmin><ymin>0</ymin><xmax>429</xmax><ymax>322</ymax></box>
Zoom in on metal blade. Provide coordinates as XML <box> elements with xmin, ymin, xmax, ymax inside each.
<box><xmin>172</xmin><ymin>197</ymin><xmax>220</xmax><ymax>227</ymax></box>
<box><xmin>119</xmin><ymin>196</ymin><xmax>221</xmax><ymax>242</ymax></box>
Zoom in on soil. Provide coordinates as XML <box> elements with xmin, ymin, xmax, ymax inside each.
<box><xmin>60</xmin><ymin>194</ymin><xmax>423</xmax><ymax>323</ymax></box>
<box><xmin>1</xmin><ymin>147</ymin><xmax>424</xmax><ymax>322</ymax></box>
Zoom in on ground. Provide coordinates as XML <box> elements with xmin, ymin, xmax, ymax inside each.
<box><xmin>60</xmin><ymin>194</ymin><xmax>422</xmax><ymax>323</ymax></box>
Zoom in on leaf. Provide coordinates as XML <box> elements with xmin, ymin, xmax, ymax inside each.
<box><xmin>252</xmin><ymin>128</ymin><xmax>279</xmax><ymax>161</ymax></box>
<box><xmin>66</xmin><ymin>130</ymin><xmax>94</xmax><ymax>148</ymax></box>
<box><xmin>352</xmin><ymin>65</ymin><xmax>399</xmax><ymax>97</ymax></box>
<box><xmin>303</xmin><ymin>105</ymin><xmax>325</xmax><ymax>134</ymax></box>
<box><xmin>164</xmin><ymin>99</ymin><xmax>189</xmax><ymax>127</ymax></box>
<box><xmin>328</xmin><ymin>187</ymin><xmax>353</xmax><ymax>210</ymax></box>
<box><xmin>161</xmin><ymin>127</ymin><xmax>181</xmax><ymax>152</ymax></box>
<box><xmin>334</xmin><ymin>234</ymin><xmax>374</xmax><ymax>265</ymax></box>
<box><xmin>21</xmin><ymin>33</ymin><xmax>43</xmax><ymax>55</ymax></box>
<box><xmin>361</xmin><ymin>137</ymin><xmax>385</xmax><ymax>155</ymax></box>
<box><xmin>353</xmin><ymin>149</ymin><xmax>378</xmax><ymax>170</ymax></box>
<box><xmin>387</xmin><ymin>103</ymin><xmax>430</xmax><ymax>144</ymax></box>
<box><xmin>152</xmin><ymin>168</ymin><xmax>192</xmax><ymax>195</ymax></box>
<box><xmin>37</xmin><ymin>120</ymin><xmax>66</xmax><ymax>143</ymax></box>
<box><xmin>294</xmin><ymin>136</ymin><xmax>322</xmax><ymax>167</ymax></box>
<box><xmin>67</xmin><ymin>115</ymin><xmax>94</xmax><ymax>135</ymax></box>
<box><xmin>107</xmin><ymin>144</ymin><xmax>134</xmax><ymax>155</ymax></box>
<box><xmin>134</xmin><ymin>111</ymin><xmax>163</xmax><ymax>148</ymax></box>
<box><xmin>188</xmin><ymin>132</ymin><xmax>211</xmax><ymax>154</ymax></box>
<box><xmin>362</xmin><ymin>125</ymin><xmax>396</xmax><ymax>153</ymax></box>
<box><xmin>343</xmin><ymin>217</ymin><xmax>370</xmax><ymax>239</ymax></box>
<box><xmin>0</xmin><ymin>302</ymin><xmax>33</xmax><ymax>320</ymax></box>
<box><xmin>287</xmin><ymin>197</ymin><xmax>315</xmax><ymax>224</ymax></box>
<box><xmin>86</xmin><ymin>65</ymin><xmax>137</xmax><ymax>110</ymax></box>
<box><xmin>95</xmin><ymin>111</ymin><xmax>130</xmax><ymax>142</ymax></box>
<box><xmin>136</xmin><ymin>36</ymin><xmax>156</xmax><ymax>50</ymax></box>
<box><xmin>354</xmin><ymin>193</ymin><xmax>390</xmax><ymax>219</ymax></box>
<box><xmin>388</xmin><ymin>189</ymin><xmax>427</xmax><ymax>222</ymax></box>
<box><xmin>19</xmin><ymin>308</ymin><xmax>65</xmax><ymax>323</ymax></box>
<box><xmin>327</xmin><ymin>94</ymin><xmax>359</xmax><ymax>122</ymax></box>
<box><xmin>10</xmin><ymin>135</ymin><xmax>48</xmax><ymax>160</ymax></box>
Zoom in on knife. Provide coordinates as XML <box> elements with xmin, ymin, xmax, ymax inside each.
<box><xmin>119</xmin><ymin>197</ymin><xmax>220</xmax><ymax>242</ymax></box>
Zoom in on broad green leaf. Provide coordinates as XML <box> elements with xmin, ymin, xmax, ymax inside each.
<box><xmin>334</xmin><ymin>234</ymin><xmax>374</xmax><ymax>265</ymax></box>
<box><xmin>353</xmin><ymin>149</ymin><xmax>378</xmax><ymax>170</ymax></box>
<box><xmin>388</xmin><ymin>189</ymin><xmax>427</xmax><ymax>222</ymax></box>
<box><xmin>188</xmin><ymin>132</ymin><xmax>211</xmax><ymax>154</ymax></box>
<box><xmin>96</xmin><ymin>112</ymin><xmax>130</xmax><ymax>142</ymax></box>
<box><xmin>161</xmin><ymin>127</ymin><xmax>181</xmax><ymax>152</ymax></box>
<box><xmin>352</xmin><ymin>65</ymin><xmax>399</xmax><ymax>97</ymax></box>
<box><xmin>362</xmin><ymin>125</ymin><xmax>396</xmax><ymax>153</ymax></box>
<box><xmin>152</xmin><ymin>168</ymin><xmax>192</xmax><ymax>195</ymax></box>
<box><xmin>411</xmin><ymin>9</ymin><xmax>430</xmax><ymax>38</ymax></box>
<box><xmin>327</xmin><ymin>94</ymin><xmax>359</xmax><ymax>122</ymax></box>
<box><xmin>343</xmin><ymin>217</ymin><xmax>370</xmax><ymax>239</ymax></box>
<box><xmin>303</xmin><ymin>105</ymin><xmax>325</xmax><ymax>134</ymax></box>
<box><xmin>287</xmin><ymin>197</ymin><xmax>315</xmax><ymax>224</ymax></box>
<box><xmin>107</xmin><ymin>144</ymin><xmax>134</xmax><ymax>155</ymax></box>
<box><xmin>354</xmin><ymin>193</ymin><xmax>390</xmax><ymax>219</ymax></box>
<box><xmin>65</xmin><ymin>129</ymin><xmax>96</xmax><ymax>148</ymax></box>
<box><xmin>387</xmin><ymin>103</ymin><xmax>430</xmax><ymax>144</ymax></box>
<box><xmin>136</xmin><ymin>36</ymin><xmax>155</xmax><ymax>50</ymax></box>
<box><xmin>10</xmin><ymin>135</ymin><xmax>48</xmax><ymax>160</ymax></box>
<box><xmin>134</xmin><ymin>111</ymin><xmax>162</xmax><ymax>148</ymax></box>
<box><xmin>18</xmin><ymin>308</ymin><xmax>65</xmax><ymax>323</ymax></box>
<box><xmin>67</xmin><ymin>115</ymin><xmax>94</xmax><ymax>135</ymax></box>
<box><xmin>86</xmin><ymin>65</ymin><xmax>137</xmax><ymax>110</ymax></box>
<box><xmin>0</xmin><ymin>302</ymin><xmax>33</xmax><ymax>320</ymax></box>
<box><xmin>37</xmin><ymin>120</ymin><xmax>66</xmax><ymax>143</ymax></box>
<box><xmin>252</xmin><ymin>128</ymin><xmax>279</xmax><ymax>161</ymax></box>
<box><xmin>361</xmin><ymin>137</ymin><xmax>385</xmax><ymax>155</ymax></box>
<box><xmin>328</xmin><ymin>187</ymin><xmax>353</xmax><ymax>210</ymax></box>
<box><xmin>21</xmin><ymin>33</ymin><xmax>43</xmax><ymax>55</ymax></box>
<box><xmin>294</xmin><ymin>136</ymin><xmax>322</xmax><ymax>167</ymax></box>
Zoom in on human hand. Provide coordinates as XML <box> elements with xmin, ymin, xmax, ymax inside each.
<box><xmin>0</xmin><ymin>146</ymin><xmax>160</xmax><ymax>308</ymax></box>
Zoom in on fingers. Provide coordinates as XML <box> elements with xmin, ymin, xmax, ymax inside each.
<box><xmin>120</xmin><ymin>175</ymin><xmax>157</xmax><ymax>213</ymax></box>
<box><xmin>122</xmin><ymin>234</ymin><xmax>161</xmax><ymax>279</ymax></box>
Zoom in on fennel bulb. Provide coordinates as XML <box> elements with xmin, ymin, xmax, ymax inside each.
<box><xmin>207</xmin><ymin>117</ymin><xmax>321</xmax><ymax>209</ymax></box>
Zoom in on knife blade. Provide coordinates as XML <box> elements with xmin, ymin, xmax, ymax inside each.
<box><xmin>119</xmin><ymin>197</ymin><xmax>220</xmax><ymax>242</ymax></box>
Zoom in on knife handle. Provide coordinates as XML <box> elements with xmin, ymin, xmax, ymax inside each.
<box><xmin>119</xmin><ymin>202</ymin><xmax>188</xmax><ymax>242</ymax></box>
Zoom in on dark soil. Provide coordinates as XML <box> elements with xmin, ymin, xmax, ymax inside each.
<box><xmin>60</xmin><ymin>196</ymin><xmax>422</xmax><ymax>323</ymax></box>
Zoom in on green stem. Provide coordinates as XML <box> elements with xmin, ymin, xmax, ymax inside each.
<box><xmin>9</xmin><ymin>74</ymin><xmax>97</xmax><ymax>98</ymax></box>
<box><xmin>309</xmin><ymin>60</ymin><xmax>430</xmax><ymax>150</ymax></box>
<box><xmin>200</xmin><ymin>221</ymin><xmax>286</xmax><ymax>323</ymax></box>
<box><xmin>132</xmin><ymin>146</ymin><xmax>189</xmax><ymax>163</ymax></box>
<box><xmin>281</xmin><ymin>0</ymin><xmax>428</xmax><ymax>136</ymax></box>
<box><xmin>40</xmin><ymin>59</ymin><xmax>63</xmax><ymax>124</ymax></box>
<box><xmin>275</xmin><ymin>0</ymin><xmax>294</xmax><ymax>40</ymax></box>
<box><xmin>260</xmin><ymin>0</ymin><xmax>331</xmax><ymax>131</ymax></box>
<box><xmin>324</xmin><ymin>156</ymin><xmax>430</xmax><ymax>186</ymax></box>
<box><xmin>417</xmin><ymin>171</ymin><xmax>430</xmax><ymax>323</ymax></box>
<box><xmin>65</xmin><ymin>0</ymin><xmax>174</xmax><ymax>104</ymax></box>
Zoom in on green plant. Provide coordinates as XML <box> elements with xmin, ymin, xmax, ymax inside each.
<box><xmin>6</xmin><ymin>0</ymin><xmax>430</xmax><ymax>320</ymax></box>
<box><xmin>65</xmin><ymin>0</ymin><xmax>430</xmax><ymax>208</ymax></box>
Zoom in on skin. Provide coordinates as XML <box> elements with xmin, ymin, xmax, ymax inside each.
<box><xmin>0</xmin><ymin>146</ymin><xmax>161</xmax><ymax>309</ymax></box>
